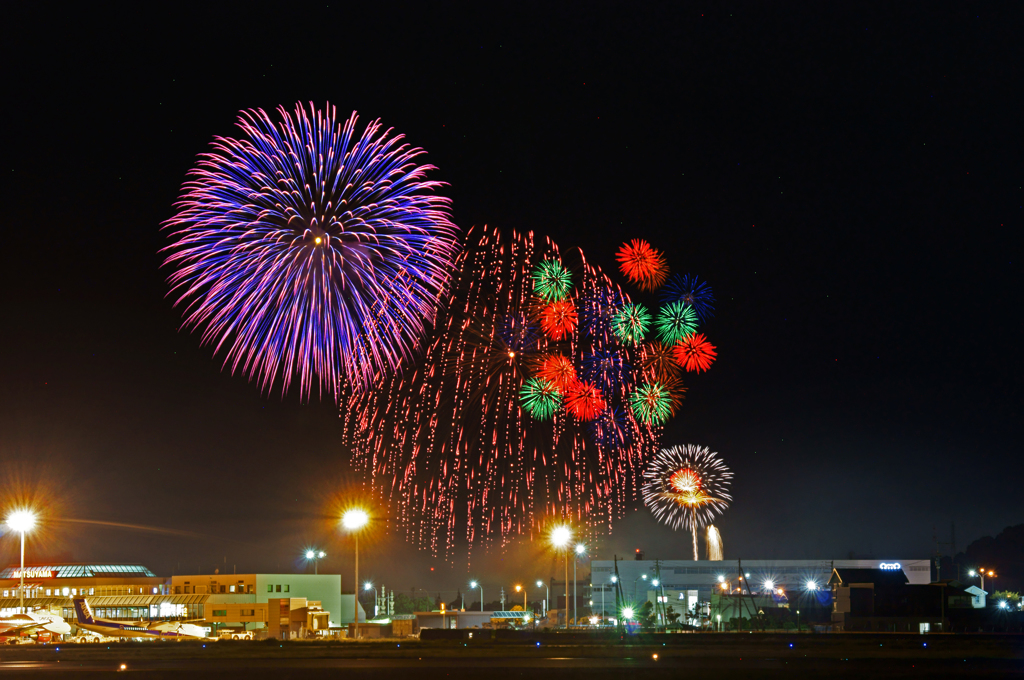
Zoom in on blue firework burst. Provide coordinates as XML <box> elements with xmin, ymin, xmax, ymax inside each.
<box><xmin>660</xmin><ymin>274</ymin><xmax>715</xmax><ymax>323</ymax></box>
<box><xmin>581</xmin><ymin>349</ymin><xmax>632</xmax><ymax>391</ymax></box>
<box><xmin>162</xmin><ymin>103</ymin><xmax>460</xmax><ymax>398</ymax></box>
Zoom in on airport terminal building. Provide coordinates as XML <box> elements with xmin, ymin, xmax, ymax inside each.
<box><xmin>590</xmin><ymin>558</ymin><xmax>931</xmax><ymax>617</ymax></box>
<box><xmin>0</xmin><ymin>564</ymin><xmax>365</xmax><ymax>636</ymax></box>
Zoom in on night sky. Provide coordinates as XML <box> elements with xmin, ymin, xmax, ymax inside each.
<box><xmin>3</xmin><ymin>4</ymin><xmax>1021</xmax><ymax>597</ymax></box>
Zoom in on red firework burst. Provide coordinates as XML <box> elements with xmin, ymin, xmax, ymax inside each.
<box><xmin>616</xmin><ymin>239</ymin><xmax>669</xmax><ymax>291</ymax></box>
<box><xmin>673</xmin><ymin>333</ymin><xmax>717</xmax><ymax>373</ymax></box>
<box><xmin>536</xmin><ymin>354</ymin><xmax>576</xmax><ymax>391</ymax></box>
<box><xmin>640</xmin><ymin>341</ymin><xmax>682</xmax><ymax>382</ymax></box>
<box><xmin>564</xmin><ymin>379</ymin><xmax>606</xmax><ymax>421</ymax></box>
<box><xmin>539</xmin><ymin>300</ymin><xmax>578</xmax><ymax>340</ymax></box>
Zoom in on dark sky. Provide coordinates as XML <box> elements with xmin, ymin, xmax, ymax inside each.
<box><xmin>2</xmin><ymin>3</ymin><xmax>1021</xmax><ymax>597</ymax></box>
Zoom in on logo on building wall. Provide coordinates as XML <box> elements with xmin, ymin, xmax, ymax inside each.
<box><xmin>11</xmin><ymin>569</ymin><xmax>56</xmax><ymax>579</ymax></box>
<box><xmin>878</xmin><ymin>562</ymin><xmax>901</xmax><ymax>571</ymax></box>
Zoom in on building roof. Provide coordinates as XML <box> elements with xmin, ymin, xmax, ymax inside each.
<box><xmin>830</xmin><ymin>568</ymin><xmax>909</xmax><ymax>587</ymax></box>
<box><xmin>0</xmin><ymin>564</ymin><xmax>157</xmax><ymax>579</ymax></box>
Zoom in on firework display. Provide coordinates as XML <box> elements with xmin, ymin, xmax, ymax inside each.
<box><xmin>656</xmin><ymin>302</ymin><xmax>699</xmax><ymax>345</ymax></box>
<box><xmin>162</xmin><ymin>103</ymin><xmax>460</xmax><ymax>398</ymax></box>
<box><xmin>539</xmin><ymin>300</ymin><xmax>579</xmax><ymax>340</ymax></box>
<box><xmin>661</xmin><ymin>274</ymin><xmax>715</xmax><ymax>323</ymax></box>
<box><xmin>612</xmin><ymin>303</ymin><xmax>652</xmax><ymax>345</ymax></box>
<box><xmin>342</xmin><ymin>226</ymin><xmax>662</xmax><ymax>553</ymax></box>
<box><xmin>629</xmin><ymin>382</ymin><xmax>673</xmax><ymax>425</ymax></box>
<box><xmin>519</xmin><ymin>378</ymin><xmax>563</xmax><ymax>420</ymax></box>
<box><xmin>532</xmin><ymin>259</ymin><xmax>574</xmax><ymax>301</ymax></box>
<box><xmin>672</xmin><ymin>333</ymin><xmax>718</xmax><ymax>373</ymax></box>
<box><xmin>642</xmin><ymin>444</ymin><xmax>732</xmax><ymax>559</ymax></box>
<box><xmin>616</xmin><ymin>239</ymin><xmax>669</xmax><ymax>290</ymax></box>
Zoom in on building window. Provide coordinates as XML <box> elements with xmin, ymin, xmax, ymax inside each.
<box><xmin>276</xmin><ymin>585</ymin><xmax>281</xmax><ymax>592</ymax></box>
<box><xmin>241</xmin><ymin>609</ymin><xmax>255</xmax><ymax>617</ymax></box>
<box><xmin>220</xmin><ymin>585</ymin><xmax>226</xmax><ymax>593</ymax></box>
<box><xmin>268</xmin><ymin>585</ymin><xmax>273</xmax><ymax>593</ymax></box>
<box><xmin>284</xmin><ymin>585</ymin><xmax>289</xmax><ymax>593</ymax></box>
<box><xmin>212</xmin><ymin>610</ymin><xmax>227</xmax><ymax>617</ymax></box>
<box><xmin>175</xmin><ymin>586</ymin><xmax>181</xmax><ymax>594</ymax></box>
<box><xmin>229</xmin><ymin>585</ymin><xmax>235</xmax><ymax>593</ymax></box>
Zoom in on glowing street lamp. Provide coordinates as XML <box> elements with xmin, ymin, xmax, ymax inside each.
<box><xmin>515</xmin><ymin>584</ymin><xmax>527</xmax><ymax>610</ymax></box>
<box><xmin>364</xmin><ymin>582</ymin><xmax>379</xmax><ymax>617</ymax></box>
<box><xmin>550</xmin><ymin>526</ymin><xmax>572</xmax><ymax>628</ymax></box>
<box><xmin>805</xmin><ymin>580</ymin><xmax>818</xmax><ymax>591</ymax></box>
<box><xmin>470</xmin><ymin>580</ymin><xmax>483</xmax><ymax>612</ymax></box>
<box><xmin>6</xmin><ymin>510</ymin><xmax>36</xmax><ymax>615</ymax></box>
<box><xmin>341</xmin><ymin>508</ymin><xmax>369</xmax><ymax>638</ymax></box>
<box><xmin>573</xmin><ymin>543</ymin><xmax>586</xmax><ymax>626</ymax></box>
<box><xmin>622</xmin><ymin>606</ymin><xmax>635</xmax><ymax>621</ymax></box>
<box><xmin>536</xmin><ymin>580</ymin><xmax>549</xmax><ymax>617</ymax></box>
<box><xmin>304</xmin><ymin>549</ymin><xmax>326</xmax><ymax>575</ymax></box>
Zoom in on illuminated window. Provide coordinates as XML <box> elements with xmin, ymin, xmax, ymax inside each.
<box><xmin>267</xmin><ymin>585</ymin><xmax>273</xmax><ymax>593</ymax></box>
<box><xmin>229</xmin><ymin>586</ymin><xmax>235</xmax><ymax>593</ymax></box>
<box><xmin>89</xmin><ymin>588</ymin><xmax>94</xmax><ymax>595</ymax></box>
<box><xmin>284</xmin><ymin>585</ymin><xmax>289</xmax><ymax>593</ymax></box>
<box><xmin>46</xmin><ymin>589</ymin><xmax>51</xmax><ymax>596</ymax></box>
<box><xmin>212</xmin><ymin>610</ymin><xmax>227</xmax><ymax>617</ymax></box>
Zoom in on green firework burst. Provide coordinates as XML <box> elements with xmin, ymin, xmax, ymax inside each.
<box><xmin>656</xmin><ymin>301</ymin><xmax>699</xmax><ymax>344</ymax></box>
<box><xmin>519</xmin><ymin>377</ymin><xmax>563</xmax><ymax>420</ymax></box>
<box><xmin>629</xmin><ymin>382</ymin><xmax>672</xmax><ymax>425</ymax></box>
<box><xmin>612</xmin><ymin>303</ymin><xmax>652</xmax><ymax>345</ymax></box>
<box><xmin>532</xmin><ymin>259</ymin><xmax>573</xmax><ymax>302</ymax></box>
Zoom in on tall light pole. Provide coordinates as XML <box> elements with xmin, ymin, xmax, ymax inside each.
<box><xmin>364</xmin><ymin>582</ymin><xmax>378</xmax><ymax>618</ymax></box>
<box><xmin>7</xmin><ymin>510</ymin><xmax>36</xmax><ymax>615</ymax></box>
<box><xmin>470</xmin><ymin>581</ymin><xmax>483</xmax><ymax>612</ymax></box>
<box><xmin>633</xmin><ymin>573</ymin><xmax>647</xmax><ymax>602</ymax></box>
<box><xmin>536</xmin><ymin>580</ymin><xmax>549</xmax><ymax>618</ymax></box>
<box><xmin>515</xmin><ymin>584</ymin><xmax>527</xmax><ymax>610</ymax></box>
<box><xmin>550</xmin><ymin>526</ymin><xmax>572</xmax><ymax>628</ymax></box>
<box><xmin>342</xmin><ymin>508</ymin><xmax>369</xmax><ymax>639</ymax></box>
<box><xmin>305</xmin><ymin>549</ymin><xmax>326</xmax><ymax>575</ymax></box>
<box><xmin>573</xmin><ymin>543</ymin><xmax>586</xmax><ymax>627</ymax></box>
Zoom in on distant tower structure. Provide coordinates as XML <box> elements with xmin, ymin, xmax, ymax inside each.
<box><xmin>706</xmin><ymin>526</ymin><xmax>723</xmax><ymax>561</ymax></box>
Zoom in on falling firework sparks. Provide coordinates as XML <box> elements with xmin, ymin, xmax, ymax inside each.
<box><xmin>341</xmin><ymin>226</ymin><xmax>660</xmax><ymax>555</ymax></box>
<box><xmin>642</xmin><ymin>444</ymin><xmax>732</xmax><ymax>559</ymax></box>
<box><xmin>162</xmin><ymin>103</ymin><xmax>460</xmax><ymax>398</ymax></box>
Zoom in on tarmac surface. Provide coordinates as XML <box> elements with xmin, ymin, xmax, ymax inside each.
<box><xmin>0</xmin><ymin>634</ymin><xmax>1021</xmax><ymax>678</ymax></box>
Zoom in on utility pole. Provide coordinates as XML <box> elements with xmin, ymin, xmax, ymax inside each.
<box><xmin>500</xmin><ymin>586</ymin><xmax>505</xmax><ymax>611</ymax></box>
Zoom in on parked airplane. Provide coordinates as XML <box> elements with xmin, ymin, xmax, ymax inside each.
<box><xmin>72</xmin><ymin>598</ymin><xmax>207</xmax><ymax>639</ymax></box>
<box><xmin>0</xmin><ymin>611</ymin><xmax>71</xmax><ymax>642</ymax></box>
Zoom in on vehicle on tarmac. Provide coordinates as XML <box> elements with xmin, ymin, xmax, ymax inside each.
<box><xmin>217</xmin><ymin>629</ymin><xmax>254</xmax><ymax>640</ymax></box>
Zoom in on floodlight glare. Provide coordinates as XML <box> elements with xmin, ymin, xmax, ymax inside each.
<box><xmin>652</xmin><ymin>579</ymin><xmax>659</xmax><ymax>587</ymax></box>
<box><xmin>318</xmin><ymin>551</ymin><xmax>325</xmax><ymax>559</ymax></box>
<box><xmin>306</xmin><ymin>550</ymin><xmax>315</xmax><ymax>560</ymax></box>
<box><xmin>717</xmin><ymin>575</ymin><xmax>725</xmax><ymax>583</ymax></box>
<box><xmin>806</xmin><ymin>580</ymin><xmax>818</xmax><ymax>591</ymax></box>
<box><xmin>550</xmin><ymin>525</ymin><xmax>572</xmax><ymax>548</ymax></box>
<box><xmin>611</xmin><ymin>575</ymin><xmax>618</xmax><ymax>583</ymax></box>
<box><xmin>342</xmin><ymin>508</ymin><xmax>370</xmax><ymax>530</ymax></box>
<box><xmin>536</xmin><ymin>580</ymin><xmax>543</xmax><ymax>587</ymax></box>
<box><xmin>622</xmin><ymin>607</ymin><xmax>634</xmax><ymax>620</ymax></box>
<box><xmin>764</xmin><ymin>580</ymin><xmax>775</xmax><ymax>592</ymax></box>
<box><xmin>470</xmin><ymin>581</ymin><xmax>478</xmax><ymax>588</ymax></box>
<box><xmin>575</xmin><ymin>543</ymin><xmax>586</xmax><ymax>555</ymax></box>
<box><xmin>364</xmin><ymin>582</ymin><xmax>373</xmax><ymax>591</ymax></box>
<box><xmin>6</xmin><ymin>510</ymin><xmax>36</xmax><ymax>534</ymax></box>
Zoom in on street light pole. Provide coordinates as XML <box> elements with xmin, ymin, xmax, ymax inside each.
<box><xmin>536</xmin><ymin>581</ymin><xmax>549</xmax><ymax>618</ymax></box>
<box><xmin>6</xmin><ymin>511</ymin><xmax>36</xmax><ymax>616</ymax></box>
<box><xmin>470</xmin><ymin>581</ymin><xmax>483</xmax><ymax>612</ymax></box>
<box><xmin>342</xmin><ymin>508</ymin><xmax>370</xmax><ymax>639</ymax></box>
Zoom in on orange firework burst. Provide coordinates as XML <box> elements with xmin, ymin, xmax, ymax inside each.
<box><xmin>616</xmin><ymin>239</ymin><xmax>668</xmax><ymax>291</ymax></box>
<box><xmin>668</xmin><ymin>468</ymin><xmax>709</xmax><ymax>506</ymax></box>
<box><xmin>662</xmin><ymin>374</ymin><xmax>687</xmax><ymax>415</ymax></box>
<box><xmin>673</xmin><ymin>333</ymin><xmax>717</xmax><ymax>372</ymax></box>
<box><xmin>539</xmin><ymin>300</ymin><xmax>578</xmax><ymax>340</ymax></box>
<box><xmin>536</xmin><ymin>354</ymin><xmax>576</xmax><ymax>391</ymax></box>
<box><xmin>564</xmin><ymin>379</ymin><xmax>606</xmax><ymax>421</ymax></box>
<box><xmin>640</xmin><ymin>341</ymin><xmax>682</xmax><ymax>382</ymax></box>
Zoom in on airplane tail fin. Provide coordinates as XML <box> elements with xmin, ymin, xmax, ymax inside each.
<box><xmin>72</xmin><ymin>598</ymin><xmax>95</xmax><ymax>625</ymax></box>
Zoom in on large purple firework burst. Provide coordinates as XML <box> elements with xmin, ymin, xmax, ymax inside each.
<box><xmin>162</xmin><ymin>103</ymin><xmax>461</xmax><ymax>398</ymax></box>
